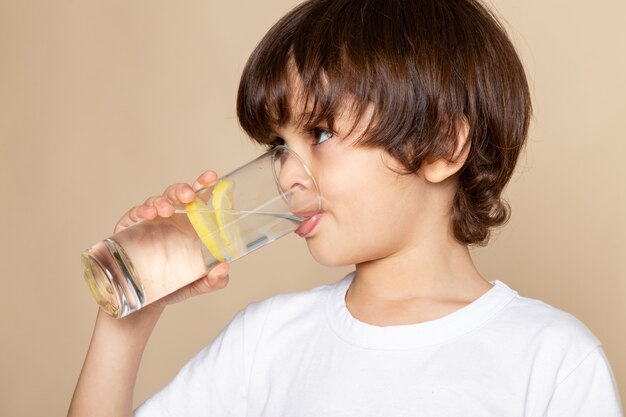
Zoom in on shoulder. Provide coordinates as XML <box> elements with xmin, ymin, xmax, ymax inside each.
<box><xmin>500</xmin><ymin>284</ymin><xmax>600</xmax><ymax>347</ymax></box>
<box><xmin>500</xmin><ymin>292</ymin><xmax>623</xmax><ymax>414</ymax></box>
<box><xmin>247</xmin><ymin>279</ymin><xmax>336</xmax><ymax>316</ymax></box>
<box><xmin>491</xmin><ymin>281</ymin><xmax>603</xmax><ymax>381</ymax></box>
<box><xmin>237</xmin><ymin>276</ymin><xmax>344</xmax><ymax>340</ymax></box>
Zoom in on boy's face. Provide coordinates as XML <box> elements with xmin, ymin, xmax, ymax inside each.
<box><xmin>274</xmin><ymin>86</ymin><xmax>448</xmax><ymax>267</ymax></box>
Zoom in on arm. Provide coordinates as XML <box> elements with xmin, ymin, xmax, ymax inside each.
<box><xmin>68</xmin><ymin>305</ymin><xmax>165</xmax><ymax>417</ymax></box>
<box><xmin>68</xmin><ymin>170</ymin><xmax>229</xmax><ymax>417</ymax></box>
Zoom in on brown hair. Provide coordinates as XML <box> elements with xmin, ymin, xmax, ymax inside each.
<box><xmin>237</xmin><ymin>0</ymin><xmax>532</xmax><ymax>246</ymax></box>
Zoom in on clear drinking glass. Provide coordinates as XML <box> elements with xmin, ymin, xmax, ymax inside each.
<box><xmin>81</xmin><ymin>145</ymin><xmax>320</xmax><ymax>318</ymax></box>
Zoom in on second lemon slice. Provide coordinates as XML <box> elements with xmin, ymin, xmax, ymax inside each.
<box><xmin>211</xmin><ymin>179</ymin><xmax>245</xmax><ymax>259</ymax></box>
<box><xmin>185</xmin><ymin>198</ymin><xmax>225</xmax><ymax>262</ymax></box>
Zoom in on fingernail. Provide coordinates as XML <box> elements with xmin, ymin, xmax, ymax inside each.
<box><xmin>216</xmin><ymin>264</ymin><xmax>228</xmax><ymax>277</ymax></box>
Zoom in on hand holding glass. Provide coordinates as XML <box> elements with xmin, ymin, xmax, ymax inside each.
<box><xmin>81</xmin><ymin>145</ymin><xmax>320</xmax><ymax>318</ymax></box>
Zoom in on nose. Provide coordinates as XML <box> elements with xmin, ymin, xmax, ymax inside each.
<box><xmin>273</xmin><ymin>146</ymin><xmax>321</xmax><ymax>216</ymax></box>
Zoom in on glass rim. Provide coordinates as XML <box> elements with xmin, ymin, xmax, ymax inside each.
<box><xmin>192</xmin><ymin>145</ymin><xmax>322</xmax><ymax>215</ymax></box>
<box><xmin>270</xmin><ymin>145</ymin><xmax>321</xmax><ymax>214</ymax></box>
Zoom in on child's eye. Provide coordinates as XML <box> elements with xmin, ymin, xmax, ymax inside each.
<box><xmin>311</xmin><ymin>128</ymin><xmax>333</xmax><ymax>146</ymax></box>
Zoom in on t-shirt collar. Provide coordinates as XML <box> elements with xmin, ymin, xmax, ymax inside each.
<box><xmin>325</xmin><ymin>271</ymin><xmax>517</xmax><ymax>350</ymax></box>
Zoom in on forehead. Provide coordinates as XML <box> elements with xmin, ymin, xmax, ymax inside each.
<box><xmin>280</xmin><ymin>63</ymin><xmax>369</xmax><ymax>132</ymax></box>
<box><xmin>283</xmin><ymin>66</ymin><xmax>312</xmax><ymax>123</ymax></box>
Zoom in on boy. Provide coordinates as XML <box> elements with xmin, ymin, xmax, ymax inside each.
<box><xmin>69</xmin><ymin>0</ymin><xmax>623</xmax><ymax>415</ymax></box>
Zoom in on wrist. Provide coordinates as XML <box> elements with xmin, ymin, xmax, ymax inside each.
<box><xmin>95</xmin><ymin>302</ymin><xmax>165</xmax><ymax>339</ymax></box>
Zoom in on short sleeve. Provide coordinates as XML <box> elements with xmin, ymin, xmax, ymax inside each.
<box><xmin>545</xmin><ymin>345</ymin><xmax>623</xmax><ymax>417</ymax></box>
<box><xmin>134</xmin><ymin>309</ymin><xmax>248</xmax><ymax>417</ymax></box>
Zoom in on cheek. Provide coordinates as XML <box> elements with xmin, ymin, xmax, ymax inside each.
<box><xmin>315</xmin><ymin>147</ymin><xmax>380</xmax><ymax>204</ymax></box>
<box><xmin>305</xmin><ymin>143</ymin><xmax>429</xmax><ymax>265</ymax></box>
<box><xmin>304</xmin><ymin>171</ymin><xmax>369</xmax><ymax>265</ymax></box>
<box><xmin>310</xmin><ymin>166</ymin><xmax>411</xmax><ymax>265</ymax></box>
<box><xmin>306</xmin><ymin>205</ymin><xmax>405</xmax><ymax>267</ymax></box>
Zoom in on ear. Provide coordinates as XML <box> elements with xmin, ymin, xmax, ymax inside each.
<box><xmin>421</xmin><ymin>118</ymin><xmax>471</xmax><ymax>184</ymax></box>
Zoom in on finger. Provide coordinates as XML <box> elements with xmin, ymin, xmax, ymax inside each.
<box><xmin>152</xmin><ymin>196</ymin><xmax>175</xmax><ymax>217</ymax></box>
<box><xmin>114</xmin><ymin>215</ymin><xmax>134</xmax><ymax>232</ymax></box>
<box><xmin>130</xmin><ymin>205</ymin><xmax>156</xmax><ymax>223</ymax></box>
<box><xmin>143</xmin><ymin>195</ymin><xmax>160</xmax><ymax>206</ymax></box>
<box><xmin>166</xmin><ymin>183</ymin><xmax>195</xmax><ymax>204</ymax></box>
<box><xmin>114</xmin><ymin>205</ymin><xmax>155</xmax><ymax>232</ymax></box>
<box><xmin>137</xmin><ymin>198</ymin><xmax>160</xmax><ymax>219</ymax></box>
<box><xmin>192</xmin><ymin>170</ymin><xmax>218</xmax><ymax>192</ymax></box>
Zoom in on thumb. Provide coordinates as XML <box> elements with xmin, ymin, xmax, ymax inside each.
<box><xmin>157</xmin><ymin>263</ymin><xmax>230</xmax><ymax>306</ymax></box>
<box><xmin>194</xmin><ymin>263</ymin><xmax>230</xmax><ymax>294</ymax></box>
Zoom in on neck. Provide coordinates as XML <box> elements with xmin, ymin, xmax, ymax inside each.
<box><xmin>352</xmin><ymin>234</ymin><xmax>490</xmax><ymax>303</ymax></box>
<box><xmin>347</xmin><ymin>237</ymin><xmax>492</xmax><ymax>326</ymax></box>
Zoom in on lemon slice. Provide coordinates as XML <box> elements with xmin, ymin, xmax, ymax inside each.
<box><xmin>185</xmin><ymin>198</ymin><xmax>225</xmax><ymax>262</ymax></box>
<box><xmin>211</xmin><ymin>179</ymin><xmax>244</xmax><ymax>259</ymax></box>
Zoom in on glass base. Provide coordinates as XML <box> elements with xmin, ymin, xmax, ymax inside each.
<box><xmin>81</xmin><ymin>238</ymin><xmax>144</xmax><ymax>318</ymax></box>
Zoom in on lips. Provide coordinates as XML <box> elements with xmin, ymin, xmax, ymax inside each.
<box><xmin>294</xmin><ymin>212</ymin><xmax>324</xmax><ymax>237</ymax></box>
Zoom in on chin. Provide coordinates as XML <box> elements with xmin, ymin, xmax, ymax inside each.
<box><xmin>305</xmin><ymin>238</ymin><xmax>358</xmax><ymax>267</ymax></box>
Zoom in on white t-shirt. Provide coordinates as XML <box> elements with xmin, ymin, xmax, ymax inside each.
<box><xmin>135</xmin><ymin>272</ymin><xmax>623</xmax><ymax>416</ymax></box>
